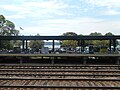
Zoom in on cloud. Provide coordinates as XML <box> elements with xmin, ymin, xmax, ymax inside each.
<box><xmin>19</xmin><ymin>17</ymin><xmax>120</xmax><ymax>36</ymax></box>
<box><xmin>83</xmin><ymin>0</ymin><xmax>120</xmax><ymax>16</ymax></box>
<box><xmin>18</xmin><ymin>17</ymin><xmax>107</xmax><ymax>35</ymax></box>
<box><xmin>1</xmin><ymin>0</ymin><xmax>120</xmax><ymax>36</ymax></box>
<box><xmin>0</xmin><ymin>5</ymin><xmax>23</xmax><ymax>11</ymax></box>
<box><xmin>91</xmin><ymin>21</ymin><xmax>120</xmax><ymax>35</ymax></box>
<box><xmin>20</xmin><ymin>22</ymin><xmax>120</xmax><ymax>36</ymax></box>
<box><xmin>86</xmin><ymin>0</ymin><xmax>120</xmax><ymax>8</ymax></box>
<box><xmin>6</xmin><ymin>14</ymin><xmax>25</xmax><ymax>19</ymax></box>
<box><xmin>103</xmin><ymin>10</ymin><xmax>120</xmax><ymax>15</ymax></box>
<box><xmin>25</xmin><ymin>0</ymin><xmax>68</xmax><ymax>9</ymax></box>
<box><xmin>36</xmin><ymin>17</ymin><xmax>103</xmax><ymax>25</ymax></box>
<box><xmin>0</xmin><ymin>0</ymin><xmax>70</xmax><ymax>19</ymax></box>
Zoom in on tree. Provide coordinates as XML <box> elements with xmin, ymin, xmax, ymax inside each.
<box><xmin>104</xmin><ymin>32</ymin><xmax>119</xmax><ymax>46</ymax></box>
<box><xmin>0</xmin><ymin>19</ymin><xmax>19</xmax><ymax>36</ymax></box>
<box><xmin>61</xmin><ymin>32</ymin><xmax>78</xmax><ymax>48</ymax></box>
<box><xmin>29</xmin><ymin>34</ymin><xmax>44</xmax><ymax>52</ymax></box>
<box><xmin>0</xmin><ymin>15</ymin><xmax>20</xmax><ymax>50</ymax></box>
<box><xmin>62</xmin><ymin>32</ymin><xmax>77</xmax><ymax>36</ymax></box>
<box><xmin>104</xmin><ymin>32</ymin><xmax>114</xmax><ymax>45</ymax></box>
<box><xmin>90</xmin><ymin>32</ymin><xmax>102</xmax><ymax>36</ymax></box>
<box><xmin>105</xmin><ymin>32</ymin><xmax>114</xmax><ymax>36</ymax></box>
<box><xmin>0</xmin><ymin>15</ymin><xmax>5</xmax><ymax>27</ymax></box>
<box><xmin>89</xmin><ymin>32</ymin><xmax>114</xmax><ymax>47</ymax></box>
<box><xmin>88</xmin><ymin>32</ymin><xmax>103</xmax><ymax>47</ymax></box>
<box><xmin>62</xmin><ymin>40</ymin><xmax>78</xmax><ymax>48</ymax></box>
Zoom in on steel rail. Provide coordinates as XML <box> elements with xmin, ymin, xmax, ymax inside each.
<box><xmin>0</xmin><ymin>69</ymin><xmax>120</xmax><ymax>72</ymax></box>
<box><xmin>0</xmin><ymin>86</ymin><xmax>120</xmax><ymax>89</ymax></box>
<box><xmin>0</xmin><ymin>78</ymin><xmax>120</xmax><ymax>81</ymax></box>
<box><xmin>1</xmin><ymin>64</ymin><xmax>119</xmax><ymax>66</ymax></box>
<box><xmin>0</xmin><ymin>73</ymin><xmax>120</xmax><ymax>77</ymax></box>
<box><xmin>0</xmin><ymin>64</ymin><xmax>119</xmax><ymax>67</ymax></box>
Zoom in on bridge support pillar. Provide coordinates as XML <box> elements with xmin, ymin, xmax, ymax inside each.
<box><xmin>81</xmin><ymin>40</ymin><xmax>85</xmax><ymax>53</ymax></box>
<box><xmin>116</xmin><ymin>57</ymin><xmax>120</xmax><ymax>65</ymax></box>
<box><xmin>113</xmin><ymin>39</ymin><xmax>116</xmax><ymax>53</ymax></box>
<box><xmin>20</xmin><ymin>58</ymin><xmax>23</xmax><ymax>64</ymax></box>
<box><xmin>52</xmin><ymin>40</ymin><xmax>55</xmax><ymax>53</ymax></box>
<box><xmin>109</xmin><ymin>40</ymin><xmax>112</xmax><ymax>53</ymax></box>
<box><xmin>83</xmin><ymin>57</ymin><xmax>87</xmax><ymax>64</ymax></box>
<box><xmin>26</xmin><ymin>40</ymin><xmax>28</xmax><ymax>52</ymax></box>
<box><xmin>22</xmin><ymin>40</ymin><xmax>25</xmax><ymax>52</ymax></box>
<box><xmin>51</xmin><ymin>58</ymin><xmax>54</xmax><ymax>65</ymax></box>
<box><xmin>0</xmin><ymin>40</ymin><xmax>1</xmax><ymax>50</ymax></box>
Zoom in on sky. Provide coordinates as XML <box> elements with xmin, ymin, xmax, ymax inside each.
<box><xmin>0</xmin><ymin>0</ymin><xmax>120</xmax><ymax>36</ymax></box>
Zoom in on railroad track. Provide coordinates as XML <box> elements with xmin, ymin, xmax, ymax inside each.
<box><xmin>0</xmin><ymin>64</ymin><xmax>120</xmax><ymax>89</ymax></box>
<box><xmin>0</xmin><ymin>70</ymin><xmax>120</xmax><ymax>78</ymax></box>
<box><xmin>0</xmin><ymin>78</ymin><xmax>120</xmax><ymax>89</ymax></box>
<box><xmin>0</xmin><ymin>74</ymin><xmax>119</xmax><ymax>79</ymax></box>
<box><xmin>0</xmin><ymin>67</ymin><xmax>120</xmax><ymax>79</ymax></box>
<box><xmin>0</xmin><ymin>69</ymin><xmax>120</xmax><ymax>73</ymax></box>
<box><xmin>0</xmin><ymin>64</ymin><xmax>120</xmax><ymax>70</ymax></box>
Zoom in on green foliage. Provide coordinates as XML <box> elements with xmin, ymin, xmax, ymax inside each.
<box><xmin>105</xmin><ymin>32</ymin><xmax>114</xmax><ymax>36</ymax></box>
<box><xmin>90</xmin><ymin>32</ymin><xmax>102</xmax><ymax>36</ymax></box>
<box><xmin>0</xmin><ymin>15</ymin><xmax>5</xmax><ymax>27</ymax></box>
<box><xmin>92</xmin><ymin>40</ymin><xmax>109</xmax><ymax>47</ymax></box>
<box><xmin>0</xmin><ymin>15</ymin><xmax>20</xmax><ymax>50</ymax></box>
<box><xmin>29</xmin><ymin>34</ymin><xmax>44</xmax><ymax>52</ymax></box>
<box><xmin>29</xmin><ymin>40</ymin><xmax>44</xmax><ymax>49</ymax></box>
<box><xmin>63</xmin><ymin>32</ymin><xmax>77</xmax><ymax>36</ymax></box>
<box><xmin>62</xmin><ymin>40</ymin><xmax>78</xmax><ymax>48</ymax></box>
<box><xmin>84</xmin><ymin>32</ymin><xmax>103</xmax><ymax>46</ymax></box>
<box><xmin>61</xmin><ymin>32</ymin><xmax>115</xmax><ymax>48</ymax></box>
<box><xmin>0</xmin><ymin>19</ymin><xmax>19</xmax><ymax>36</ymax></box>
<box><xmin>1</xmin><ymin>40</ymin><xmax>13</xmax><ymax>50</ymax></box>
<box><xmin>100</xmin><ymin>47</ymin><xmax>108</xmax><ymax>54</ymax></box>
<box><xmin>6</xmin><ymin>20</ymin><xmax>15</xmax><ymax>29</ymax></box>
<box><xmin>89</xmin><ymin>32</ymin><xmax>113</xmax><ymax>47</ymax></box>
<box><xmin>61</xmin><ymin>32</ymin><xmax>78</xmax><ymax>48</ymax></box>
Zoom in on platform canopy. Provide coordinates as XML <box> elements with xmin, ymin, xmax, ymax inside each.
<box><xmin>0</xmin><ymin>36</ymin><xmax>120</xmax><ymax>40</ymax></box>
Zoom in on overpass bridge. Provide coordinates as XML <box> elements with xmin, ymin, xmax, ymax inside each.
<box><xmin>0</xmin><ymin>36</ymin><xmax>120</xmax><ymax>65</ymax></box>
<box><xmin>0</xmin><ymin>35</ymin><xmax>120</xmax><ymax>53</ymax></box>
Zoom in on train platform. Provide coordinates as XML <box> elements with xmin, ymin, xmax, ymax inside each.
<box><xmin>0</xmin><ymin>53</ymin><xmax>120</xmax><ymax>65</ymax></box>
<box><xmin>0</xmin><ymin>53</ymin><xmax>120</xmax><ymax>57</ymax></box>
